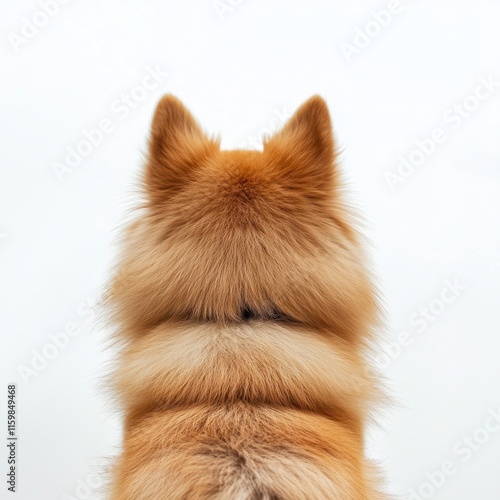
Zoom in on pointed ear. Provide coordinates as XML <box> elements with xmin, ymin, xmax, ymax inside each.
<box><xmin>145</xmin><ymin>95</ymin><xmax>216</xmax><ymax>201</ymax></box>
<box><xmin>264</xmin><ymin>96</ymin><xmax>337</xmax><ymax>198</ymax></box>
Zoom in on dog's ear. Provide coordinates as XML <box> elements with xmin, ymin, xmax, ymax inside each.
<box><xmin>145</xmin><ymin>95</ymin><xmax>216</xmax><ymax>202</ymax></box>
<box><xmin>264</xmin><ymin>96</ymin><xmax>337</xmax><ymax>198</ymax></box>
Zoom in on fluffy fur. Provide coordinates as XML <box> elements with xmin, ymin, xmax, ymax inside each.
<box><xmin>107</xmin><ymin>95</ymin><xmax>385</xmax><ymax>499</ymax></box>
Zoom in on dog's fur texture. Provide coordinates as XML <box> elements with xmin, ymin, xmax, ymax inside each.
<box><xmin>107</xmin><ymin>95</ymin><xmax>385</xmax><ymax>499</ymax></box>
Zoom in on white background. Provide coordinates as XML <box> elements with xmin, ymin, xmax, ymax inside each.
<box><xmin>1</xmin><ymin>1</ymin><xmax>500</xmax><ymax>499</ymax></box>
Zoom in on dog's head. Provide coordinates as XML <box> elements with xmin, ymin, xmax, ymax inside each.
<box><xmin>111</xmin><ymin>95</ymin><xmax>378</xmax><ymax>342</ymax></box>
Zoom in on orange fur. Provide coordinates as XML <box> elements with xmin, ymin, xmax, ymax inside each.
<box><xmin>107</xmin><ymin>95</ymin><xmax>386</xmax><ymax>499</ymax></box>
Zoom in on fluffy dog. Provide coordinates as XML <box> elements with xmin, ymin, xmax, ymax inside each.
<box><xmin>107</xmin><ymin>95</ymin><xmax>385</xmax><ymax>499</ymax></box>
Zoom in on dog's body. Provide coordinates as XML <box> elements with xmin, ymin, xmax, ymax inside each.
<box><xmin>107</xmin><ymin>95</ymin><xmax>385</xmax><ymax>499</ymax></box>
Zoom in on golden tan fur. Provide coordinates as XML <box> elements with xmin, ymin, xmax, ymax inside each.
<box><xmin>107</xmin><ymin>95</ymin><xmax>385</xmax><ymax>499</ymax></box>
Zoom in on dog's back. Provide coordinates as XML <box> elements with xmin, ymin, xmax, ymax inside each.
<box><xmin>107</xmin><ymin>95</ymin><xmax>384</xmax><ymax>499</ymax></box>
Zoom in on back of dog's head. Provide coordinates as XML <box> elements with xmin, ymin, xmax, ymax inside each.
<box><xmin>110</xmin><ymin>95</ymin><xmax>378</xmax><ymax>343</ymax></box>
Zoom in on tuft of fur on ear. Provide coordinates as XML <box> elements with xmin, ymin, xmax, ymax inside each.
<box><xmin>145</xmin><ymin>95</ymin><xmax>217</xmax><ymax>203</ymax></box>
<box><xmin>264</xmin><ymin>95</ymin><xmax>337</xmax><ymax>199</ymax></box>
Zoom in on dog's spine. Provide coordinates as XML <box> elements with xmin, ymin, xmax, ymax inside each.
<box><xmin>110</xmin><ymin>322</ymin><xmax>382</xmax><ymax>499</ymax></box>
